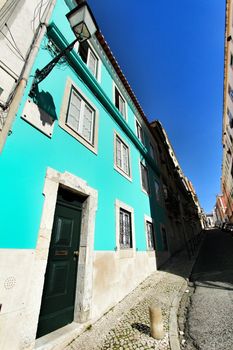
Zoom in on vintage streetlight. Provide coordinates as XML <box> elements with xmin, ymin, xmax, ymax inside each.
<box><xmin>30</xmin><ymin>1</ymin><xmax>98</xmax><ymax>96</ymax></box>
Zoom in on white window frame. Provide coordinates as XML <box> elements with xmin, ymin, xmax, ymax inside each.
<box><xmin>113</xmin><ymin>82</ymin><xmax>128</xmax><ymax>121</ymax></box>
<box><xmin>115</xmin><ymin>199</ymin><xmax>136</xmax><ymax>258</ymax></box>
<box><xmin>144</xmin><ymin>215</ymin><xmax>156</xmax><ymax>251</ymax></box>
<box><xmin>59</xmin><ymin>78</ymin><xmax>99</xmax><ymax>154</ymax></box>
<box><xmin>135</xmin><ymin>118</ymin><xmax>144</xmax><ymax>144</ymax></box>
<box><xmin>114</xmin><ymin>131</ymin><xmax>132</xmax><ymax>181</ymax></box>
<box><xmin>139</xmin><ymin>160</ymin><xmax>149</xmax><ymax>195</ymax></box>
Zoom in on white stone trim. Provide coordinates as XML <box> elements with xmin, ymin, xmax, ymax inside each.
<box><xmin>59</xmin><ymin>77</ymin><xmax>99</xmax><ymax>154</ymax></box>
<box><xmin>26</xmin><ymin>167</ymin><xmax>98</xmax><ymax>344</ymax></box>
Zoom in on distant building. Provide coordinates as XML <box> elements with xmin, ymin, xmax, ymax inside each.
<box><xmin>206</xmin><ymin>213</ymin><xmax>214</xmax><ymax>227</ymax></box>
<box><xmin>221</xmin><ymin>0</ymin><xmax>233</xmax><ymax>222</ymax></box>
<box><xmin>151</xmin><ymin>121</ymin><xmax>202</xmax><ymax>257</ymax></box>
<box><xmin>214</xmin><ymin>194</ymin><xmax>227</xmax><ymax>223</ymax></box>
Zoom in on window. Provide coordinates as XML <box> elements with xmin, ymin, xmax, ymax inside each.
<box><xmin>231</xmin><ymin>53</ymin><xmax>233</xmax><ymax>68</ymax></box>
<box><xmin>154</xmin><ymin>180</ymin><xmax>160</xmax><ymax>201</ymax></box>
<box><xmin>227</xmin><ymin>108</ymin><xmax>233</xmax><ymax>128</ymax></box>
<box><xmin>114</xmin><ymin>86</ymin><xmax>126</xmax><ymax>119</ymax></box>
<box><xmin>59</xmin><ymin>78</ymin><xmax>99</xmax><ymax>154</ymax></box>
<box><xmin>78</xmin><ymin>41</ymin><xmax>99</xmax><ymax>79</ymax></box>
<box><xmin>149</xmin><ymin>142</ymin><xmax>157</xmax><ymax>161</ymax></box>
<box><xmin>140</xmin><ymin>162</ymin><xmax>149</xmax><ymax>193</ymax></box>
<box><xmin>163</xmin><ymin>184</ymin><xmax>168</xmax><ymax>200</ymax></box>
<box><xmin>161</xmin><ymin>227</ymin><xmax>168</xmax><ymax>251</ymax></box>
<box><xmin>66</xmin><ymin>88</ymin><xmax>95</xmax><ymax>144</ymax></box>
<box><xmin>119</xmin><ymin>208</ymin><xmax>133</xmax><ymax>249</ymax></box>
<box><xmin>228</xmin><ymin>84</ymin><xmax>233</xmax><ymax>102</ymax></box>
<box><xmin>136</xmin><ymin>120</ymin><xmax>144</xmax><ymax>143</ymax></box>
<box><xmin>146</xmin><ymin>221</ymin><xmax>155</xmax><ymax>250</ymax></box>
<box><xmin>115</xmin><ymin>134</ymin><xmax>131</xmax><ymax>177</ymax></box>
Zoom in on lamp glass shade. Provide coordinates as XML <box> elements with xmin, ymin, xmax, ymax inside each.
<box><xmin>66</xmin><ymin>3</ymin><xmax>98</xmax><ymax>42</ymax></box>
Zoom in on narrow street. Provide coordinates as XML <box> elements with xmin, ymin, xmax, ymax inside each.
<box><xmin>184</xmin><ymin>229</ymin><xmax>233</xmax><ymax>350</ymax></box>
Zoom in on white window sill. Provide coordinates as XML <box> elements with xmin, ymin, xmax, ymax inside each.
<box><xmin>117</xmin><ymin>248</ymin><xmax>134</xmax><ymax>259</ymax></box>
<box><xmin>114</xmin><ymin>165</ymin><xmax>132</xmax><ymax>182</ymax></box>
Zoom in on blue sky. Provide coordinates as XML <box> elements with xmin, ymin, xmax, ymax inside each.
<box><xmin>88</xmin><ymin>0</ymin><xmax>225</xmax><ymax>213</ymax></box>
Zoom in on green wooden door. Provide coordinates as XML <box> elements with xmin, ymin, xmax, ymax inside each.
<box><xmin>37</xmin><ymin>188</ymin><xmax>84</xmax><ymax>338</ymax></box>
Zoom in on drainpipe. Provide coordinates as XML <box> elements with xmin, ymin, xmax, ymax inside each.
<box><xmin>0</xmin><ymin>0</ymin><xmax>57</xmax><ymax>153</ymax></box>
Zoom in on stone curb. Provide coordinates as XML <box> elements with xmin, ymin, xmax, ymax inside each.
<box><xmin>168</xmin><ymin>234</ymin><xmax>205</xmax><ymax>350</ymax></box>
<box><xmin>169</xmin><ymin>280</ymin><xmax>188</xmax><ymax>350</ymax></box>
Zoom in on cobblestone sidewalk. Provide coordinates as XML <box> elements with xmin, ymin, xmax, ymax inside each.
<box><xmin>65</xmin><ymin>250</ymin><xmax>197</xmax><ymax>350</ymax></box>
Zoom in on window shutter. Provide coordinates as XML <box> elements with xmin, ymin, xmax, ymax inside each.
<box><xmin>67</xmin><ymin>91</ymin><xmax>81</xmax><ymax>131</ymax></box>
<box><xmin>88</xmin><ymin>50</ymin><xmax>97</xmax><ymax>77</ymax></box>
<box><xmin>122</xmin><ymin>144</ymin><xmax>129</xmax><ymax>175</ymax></box>
<box><xmin>116</xmin><ymin>137</ymin><xmax>122</xmax><ymax>168</ymax></box>
<box><xmin>119</xmin><ymin>94</ymin><xmax>126</xmax><ymax>118</ymax></box>
<box><xmin>82</xmin><ymin>104</ymin><xmax>94</xmax><ymax>143</ymax></box>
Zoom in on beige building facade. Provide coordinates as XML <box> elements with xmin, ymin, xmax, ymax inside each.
<box><xmin>222</xmin><ymin>0</ymin><xmax>233</xmax><ymax>222</ymax></box>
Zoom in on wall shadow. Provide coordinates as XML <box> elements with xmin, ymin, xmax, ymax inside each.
<box><xmin>31</xmin><ymin>84</ymin><xmax>57</xmax><ymax>125</ymax></box>
<box><xmin>160</xmin><ymin>229</ymin><xmax>233</xmax><ymax>289</ymax></box>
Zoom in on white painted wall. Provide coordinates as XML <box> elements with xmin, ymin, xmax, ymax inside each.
<box><xmin>0</xmin><ymin>0</ymin><xmax>53</xmax><ymax>106</ymax></box>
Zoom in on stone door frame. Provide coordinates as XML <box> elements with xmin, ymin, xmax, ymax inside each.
<box><xmin>26</xmin><ymin>167</ymin><xmax>98</xmax><ymax>345</ymax></box>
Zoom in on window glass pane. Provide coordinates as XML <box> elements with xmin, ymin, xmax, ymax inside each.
<box><xmin>115</xmin><ymin>88</ymin><xmax>119</xmax><ymax>109</ymax></box>
<box><xmin>67</xmin><ymin>91</ymin><xmax>81</xmax><ymax>131</ymax></box>
<box><xmin>78</xmin><ymin>41</ymin><xmax>88</xmax><ymax>63</ymax></box>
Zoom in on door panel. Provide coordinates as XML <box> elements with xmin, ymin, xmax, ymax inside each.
<box><xmin>37</xmin><ymin>189</ymin><xmax>84</xmax><ymax>338</ymax></box>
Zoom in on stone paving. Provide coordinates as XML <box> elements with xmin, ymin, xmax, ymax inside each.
<box><xmin>65</xmin><ymin>248</ymin><xmax>198</xmax><ymax>350</ymax></box>
<box><xmin>182</xmin><ymin>229</ymin><xmax>233</xmax><ymax>350</ymax></box>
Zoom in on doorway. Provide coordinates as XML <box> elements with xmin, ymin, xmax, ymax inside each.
<box><xmin>36</xmin><ymin>187</ymin><xmax>85</xmax><ymax>338</ymax></box>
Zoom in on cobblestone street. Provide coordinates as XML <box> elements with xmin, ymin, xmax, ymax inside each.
<box><xmin>183</xmin><ymin>229</ymin><xmax>233</xmax><ymax>350</ymax></box>
<box><xmin>65</xmin><ymin>248</ymin><xmax>199</xmax><ymax>350</ymax></box>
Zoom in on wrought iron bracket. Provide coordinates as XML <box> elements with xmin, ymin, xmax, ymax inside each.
<box><xmin>29</xmin><ymin>38</ymin><xmax>78</xmax><ymax>97</ymax></box>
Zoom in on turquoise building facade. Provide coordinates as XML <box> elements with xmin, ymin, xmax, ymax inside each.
<box><xmin>0</xmin><ymin>1</ymin><xmax>170</xmax><ymax>348</ymax></box>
